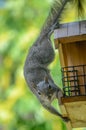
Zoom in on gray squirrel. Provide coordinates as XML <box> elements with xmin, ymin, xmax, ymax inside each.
<box><xmin>24</xmin><ymin>0</ymin><xmax>70</xmax><ymax>122</ymax></box>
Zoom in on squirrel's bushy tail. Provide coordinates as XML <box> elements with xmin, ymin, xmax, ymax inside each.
<box><xmin>40</xmin><ymin>0</ymin><xmax>86</xmax><ymax>37</ymax></box>
<box><xmin>40</xmin><ymin>0</ymin><xmax>69</xmax><ymax>37</ymax></box>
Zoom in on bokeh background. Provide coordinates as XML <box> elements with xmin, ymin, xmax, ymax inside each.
<box><xmin>0</xmin><ymin>0</ymin><xmax>86</xmax><ymax>130</ymax></box>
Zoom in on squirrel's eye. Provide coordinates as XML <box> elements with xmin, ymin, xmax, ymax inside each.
<box><xmin>38</xmin><ymin>91</ymin><xmax>41</xmax><ymax>95</ymax></box>
<box><xmin>49</xmin><ymin>85</ymin><xmax>52</xmax><ymax>89</ymax></box>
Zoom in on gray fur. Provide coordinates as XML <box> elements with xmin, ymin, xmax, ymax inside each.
<box><xmin>24</xmin><ymin>0</ymin><xmax>69</xmax><ymax>122</ymax></box>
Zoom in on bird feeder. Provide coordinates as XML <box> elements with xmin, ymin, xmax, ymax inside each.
<box><xmin>54</xmin><ymin>20</ymin><xmax>86</xmax><ymax>130</ymax></box>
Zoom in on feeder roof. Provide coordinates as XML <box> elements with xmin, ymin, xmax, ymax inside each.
<box><xmin>54</xmin><ymin>20</ymin><xmax>86</xmax><ymax>48</ymax></box>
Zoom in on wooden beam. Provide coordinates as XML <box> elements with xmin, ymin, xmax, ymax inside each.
<box><xmin>59</xmin><ymin>97</ymin><xmax>86</xmax><ymax>128</ymax></box>
<box><xmin>63</xmin><ymin>101</ymin><xmax>86</xmax><ymax>128</ymax></box>
<box><xmin>54</xmin><ymin>35</ymin><xmax>86</xmax><ymax>49</ymax></box>
<box><xmin>54</xmin><ymin>20</ymin><xmax>86</xmax><ymax>40</ymax></box>
<box><xmin>61</xmin><ymin>96</ymin><xmax>86</xmax><ymax>104</ymax></box>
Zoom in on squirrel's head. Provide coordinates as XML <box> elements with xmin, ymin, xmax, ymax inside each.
<box><xmin>31</xmin><ymin>76</ymin><xmax>57</xmax><ymax>102</ymax></box>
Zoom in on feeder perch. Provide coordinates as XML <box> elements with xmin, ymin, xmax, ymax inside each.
<box><xmin>54</xmin><ymin>20</ymin><xmax>86</xmax><ymax>130</ymax></box>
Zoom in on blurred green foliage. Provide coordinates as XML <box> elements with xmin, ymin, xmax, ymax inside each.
<box><xmin>0</xmin><ymin>0</ymin><xmax>86</xmax><ymax>130</ymax></box>
<box><xmin>0</xmin><ymin>0</ymin><xmax>65</xmax><ymax>130</ymax></box>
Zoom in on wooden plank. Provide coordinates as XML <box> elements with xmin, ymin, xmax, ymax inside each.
<box><xmin>61</xmin><ymin>96</ymin><xmax>86</xmax><ymax>103</ymax></box>
<box><xmin>58</xmin><ymin>44</ymin><xmax>67</xmax><ymax>67</ymax></box>
<box><xmin>54</xmin><ymin>20</ymin><xmax>86</xmax><ymax>39</ymax></box>
<box><xmin>54</xmin><ymin>35</ymin><xmax>86</xmax><ymax>45</ymax></box>
<box><xmin>59</xmin><ymin>41</ymin><xmax>86</xmax><ymax>67</ymax></box>
<box><xmin>67</xmin><ymin>22</ymin><xmax>79</xmax><ymax>36</ymax></box>
<box><xmin>64</xmin><ymin>101</ymin><xmax>86</xmax><ymax>128</ymax></box>
<box><xmin>60</xmin><ymin>99</ymin><xmax>86</xmax><ymax>128</ymax></box>
<box><xmin>54</xmin><ymin>24</ymin><xmax>67</xmax><ymax>39</ymax></box>
<box><xmin>60</xmin><ymin>105</ymin><xmax>72</xmax><ymax>130</ymax></box>
<box><xmin>80</xmin><ymin>21</ymin><xmax>86</xmax><ymax>34</ymax></box>
<box><xmin>56</xmin><ymin>41</ymin><xmax>86</xmax><ymax>95</ymax></box>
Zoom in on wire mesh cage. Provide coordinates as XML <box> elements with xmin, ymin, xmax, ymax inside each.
<box><xmin>62</xmin><ymin>65</ymin><xmax>86</xmax><ymax>97</ymax></box>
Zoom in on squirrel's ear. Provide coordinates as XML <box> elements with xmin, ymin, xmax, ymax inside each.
<box><xmin>44</xmin><ymin>76</ymin><xmax>48</xmax><ymax>83</ymax></box>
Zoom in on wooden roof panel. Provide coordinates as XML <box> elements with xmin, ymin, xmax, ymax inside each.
<box><xmin>54</xmin><ymin>20</ymin><xmax>86</xmax><ymax>40</ymax></box>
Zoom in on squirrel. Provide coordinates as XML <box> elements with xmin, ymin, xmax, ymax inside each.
<box><xmin>24</xmin><ymin>0</ymin><xmax>70</xmax><ymax>122</ymax></box>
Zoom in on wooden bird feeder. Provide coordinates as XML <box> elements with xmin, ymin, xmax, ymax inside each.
<box><xmin>54</xmin><ymin>20</ymin><xmax>86</xmax><ymax>130</ymax></box>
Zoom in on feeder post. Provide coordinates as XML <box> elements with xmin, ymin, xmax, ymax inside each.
<box><xmin>54</xmin><ymin>20</ymin><xmax>86</xmax><ymax>129</ymax></box>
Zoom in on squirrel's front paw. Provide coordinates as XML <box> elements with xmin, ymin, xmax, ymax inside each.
<box><xmin>62</xmin><ymin>116</ymin><xmax>70</xmax><ymax>122</ymax></box>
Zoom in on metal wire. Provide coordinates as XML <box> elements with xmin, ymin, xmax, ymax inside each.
<box><xmin>61</xmin><ymin>65</ymin><xmax>86</xmax><ymax>97</ymax></box>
